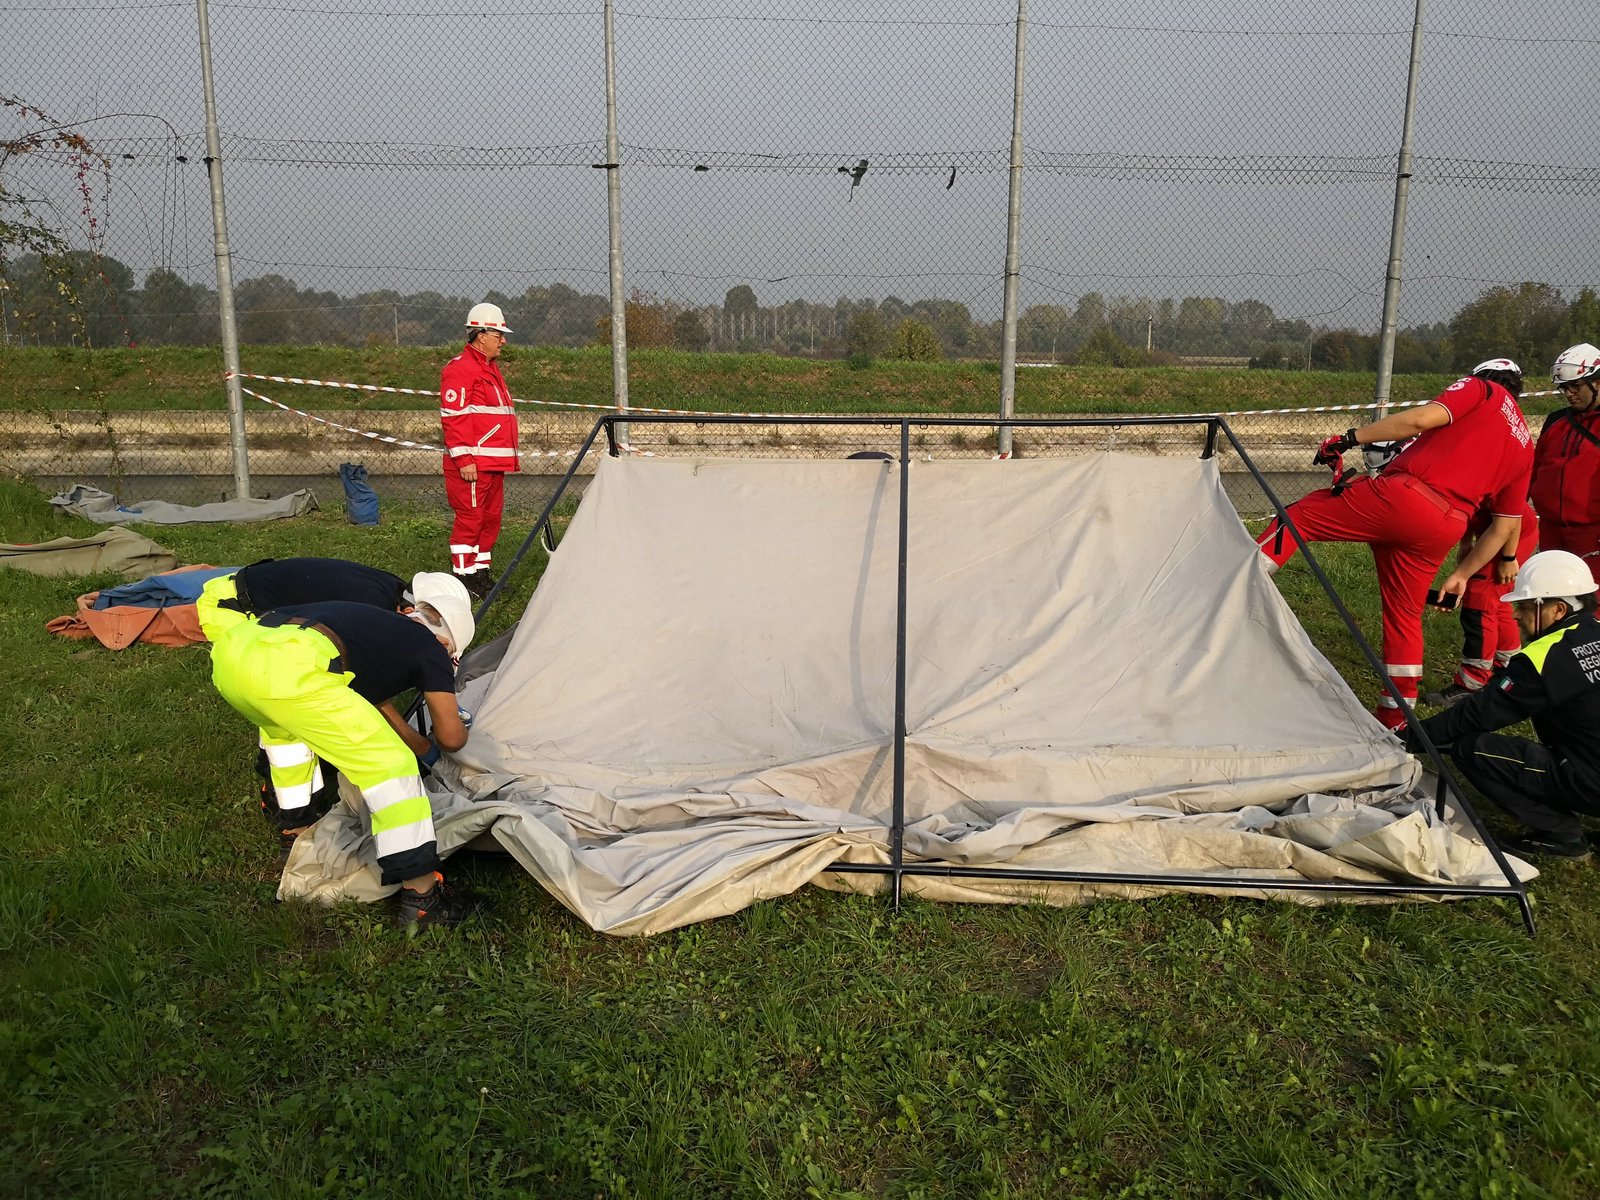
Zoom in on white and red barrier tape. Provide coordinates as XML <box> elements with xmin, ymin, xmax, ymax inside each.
<box><xmin>230</xmin><ymin>371</ymin><xmax>802</xmax><ymax>419</ymax></box>
<box><xmin>229</xmin><ymin>370</ymin><xmax>1561</xmax><ymax>434</ymax></box>
<box><xmin>237</xmin><ymin>385</ymin><xmax>588</xmax><ymax>458</ymax></box>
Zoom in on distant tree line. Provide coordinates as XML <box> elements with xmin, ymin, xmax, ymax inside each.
<box><xmin>1</xmin><ymin>252</ymin><xmax>1594</xmax><ymax>377</ymax></box>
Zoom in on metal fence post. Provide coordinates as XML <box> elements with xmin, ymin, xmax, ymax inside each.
<box><xmin>196</xmin><ymin>0</ymin><xmax>250</xmax><ymax>500</ymax></box>
<box><xmin>1374</xmin><ymin>0</ymin><xmax>1426</xmax><ymax>419</ymax></box>
<box><xmin>997</xmin><ymin>0</ymin><xmax>1027</xmax><ymax>459</ymax></box>
<box><xmin>603</xmin><ymin>0</ymin><xmax>630</xmax><ymax>449</ymax></box>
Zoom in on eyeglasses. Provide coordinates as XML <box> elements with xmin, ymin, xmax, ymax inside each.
<box><xmin>1557</xmin><ymin>379</ymin><xmax>1585</xmax><ymax>392</ymax></box>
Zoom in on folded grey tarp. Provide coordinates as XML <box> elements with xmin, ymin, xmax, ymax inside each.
<box><xmin>0</xmin><ymin>526</ymin><xmax>177</xmax><ymax>579</ymax></box>
<box><xmin>283</xmin><ymin>453</ymin><xmax>1529</xmax><ymax>933</ymax></box>
<box><xmin>49</xmin><ymin>484</ymin><xmax>317</xmax><ymax>525</ymax></box>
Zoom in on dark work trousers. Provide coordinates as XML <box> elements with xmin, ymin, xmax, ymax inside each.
<box><xmin>1450</xmin><ymin>733</ymin><xmax>1600</xmax><ymax>840</ymax></box>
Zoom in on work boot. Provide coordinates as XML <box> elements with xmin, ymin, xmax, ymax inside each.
<box><xmin>462</xmin><ymin>572</ymin><xmax>496</xmax><ymax>600</ymax></box>
<box><xmin>394</xmin><ymin>873</ymin><xmax>485</xmax><ymax>929</ymax></box>
<box><xmin>1503</xmin><ymin>831</ymin><xmax>1592</xmax><ymax>861</ymax></box>
<box><xmin>1373</xmin><ymin>706</ymin><xmax>1409</xmax><ymax>733</ymax></box>
<box><xmin>1422</xmin><ymin>683</ymin><xmax>1477</xmax><ymax>709</ymax></box>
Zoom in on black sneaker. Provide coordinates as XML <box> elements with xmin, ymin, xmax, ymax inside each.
<box><xmin>1423</xmin><ymin>683</ymin><xmax>1478</xmax><ymax>708</ymax></box>
<box><xmin>394</xmin><ymin>873</ymin><xmax>485</xmax><ymax>929</ymax></box>
<box><xmin>1503</xmin><ymin>832</ymin><xmax>1592</xmax><ymax>861</ymax></box>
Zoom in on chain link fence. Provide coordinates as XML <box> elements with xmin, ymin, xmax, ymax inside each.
<box><xmin>2</xmin><ymin>0</ymin><xmax>1594</xmax><ymax>511</ymax></box>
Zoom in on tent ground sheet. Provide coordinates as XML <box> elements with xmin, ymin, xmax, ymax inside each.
<box><xmin>281</xmin><ymin>453</ymin><xmax>1528</xmax><ymax>934</ymax></box>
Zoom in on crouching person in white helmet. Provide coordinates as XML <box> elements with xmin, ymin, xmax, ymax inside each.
<box><xmin>1404</xmin><ymin>550</ymin><xmax>1600</xmax><ymax>860</ymax></box>
<box><xmin>197</xmin><ymin>561</ymin><xmax>473</xmax><ymax>864</ymax></box>
<box><xmin>209</xmin><ymin>590</ymin><xmax>485</xmax><ymax>927</ymax></box>
<box><xmin>441</xmin><ymin>302</ymin><xmax>520</xmax><ymax>598</ymax></box>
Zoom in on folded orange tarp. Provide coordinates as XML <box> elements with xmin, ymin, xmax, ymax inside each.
<box><xmin>46</xmin><ymin>565</ymin><xmax>217</xmax><ymax>650</ymax></box>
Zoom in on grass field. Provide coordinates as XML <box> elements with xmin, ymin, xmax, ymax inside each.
<box><xmin>3</xmin><ymin>343</ymin><xmax>1541</xmax><ymax>419</ymax></box>
<box><xmin>4</xmin><ymin>475</ymin><xmax>1599</xmax><ymax>1199</ymax></box>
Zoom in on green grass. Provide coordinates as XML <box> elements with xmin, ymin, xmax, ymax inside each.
<box><xmin>2</xmin><ymin>343</ymin><xmax>1530</xmax><ymax>419</ymax></box>
<box><xmin>4</xmin><ymin>477</ymin><xmax>1599</xmax><ymax>1198</ymax></box>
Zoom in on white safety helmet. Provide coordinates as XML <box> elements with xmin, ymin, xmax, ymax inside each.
<box><xmin>1470</xmin><ymin>357</ymin><xmax>1522</xmax><ymax>395</ymax></box>
<box><xmin>1552</xmin><ymin>343</ymin><xmax>1600</xmax><ymax>387</ymax></box>
<box><xmin>408</xmin><ymin>571</ymin><xmax>476</xmax><ymax>656</ymax></box>
<box><xmin>465</xmin><ymin>302</ymin><xmax>511</xmax><ymax>335</ymax></box>
<box><xmin>1500</xmin><ymin>550</ymin><xmax>1598</xmax><ymax>607</ymax></box>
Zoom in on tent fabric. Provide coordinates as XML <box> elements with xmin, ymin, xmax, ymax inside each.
<box><xmin>47</xmin><ymin>565</ymin><xmax>227</xmax><ymax>649</ymax></box>
<box><xmin>49</xmin><ymin>484</ymin><xmax>317</xmax><ymax>525</ymax></box>
<box><xmin>280</xmin><ymin>454</ymin><xmax>1529</xmax><ymax>933</ymax></box>
<box><xmin>0</xmin><ymin>527</ymin><xmax>177</xmax><ymax>579</ymax></box>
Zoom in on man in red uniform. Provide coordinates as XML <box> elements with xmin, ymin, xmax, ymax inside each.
<box><xmin>1531</xmin><ymin>343</ymin><xmax>1600</xmax><ymax>584</ymax></box>
<box><xmin>440</xmin><ymin>302</ymin><xmax>520</xmax><ymax>597</ymax></box>
<box><xmin>1257</xmin><ymin>359</ymin><xmax>1533</xmax><ymax>729</ymax></box>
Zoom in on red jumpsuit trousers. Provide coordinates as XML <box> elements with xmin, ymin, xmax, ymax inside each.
<box><xmin>1453</xmin><ymin>510</ymin><xmax>1539</xmax><ymax>690</ymax></box>
<box><xmin>1257</xmin><ymin>471</ymin><xmax>1468</xmax><ymax>728</ymax></box>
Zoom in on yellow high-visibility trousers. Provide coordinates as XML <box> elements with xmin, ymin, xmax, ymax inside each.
<box><xmin>211</xmin><ymin>621</ymin><xmax>439</xmax><ymax>884</ymax></box>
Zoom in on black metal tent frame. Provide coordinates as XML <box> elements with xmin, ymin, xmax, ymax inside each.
<box><xmin>470</xmin><ymin>411</ymin><xmax>1534</xmax><ymax>936</ymax></box>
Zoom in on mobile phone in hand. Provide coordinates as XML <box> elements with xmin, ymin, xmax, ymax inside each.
<box><xmin>1425</xmin><ymin>588</ymin><xmax>1460</xmax><ymax>611</ymax></box>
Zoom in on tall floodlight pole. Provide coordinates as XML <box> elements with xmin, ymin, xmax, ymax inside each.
<box><xmin>1374</xmin><ymin>0</ymin><xmax>1426</xmax><ymax>419</ymax></box>
<box><xmin>996</xmin><ymin>0</ymin><xmax>1028</xmax><ymax>458</ymax></box>
<box><xmin>603</xmin><ymin>0</ymin><xmax>630</xmax><ymax>446</ymax></box>
<box><xmin>196</xmin><ymin>0</ymin><xmax>250</xmax><ymax>499</ymax></box>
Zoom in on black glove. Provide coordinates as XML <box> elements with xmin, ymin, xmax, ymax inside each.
<box><xmin>1312</xmin><ymin>429</ymin><xmax>1360</xmax><ymax>469</ymax></box>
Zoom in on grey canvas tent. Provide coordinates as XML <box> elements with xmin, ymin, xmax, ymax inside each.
<box><xmin>281</xmin><ymin>416</ymin><xmax>1532</xmax><ymax>935</ymax></box>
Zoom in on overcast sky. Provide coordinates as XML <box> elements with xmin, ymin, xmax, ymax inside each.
<box><xmin>7</xmin><ymin>0</ymin><xmax>1597</xmax><ymax>327</ymax></box>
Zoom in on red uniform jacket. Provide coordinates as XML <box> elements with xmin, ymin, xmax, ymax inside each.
<box><xmin>1530</xmin><ymin>407</ymin><xmax>1600</xmax><ymax>529</ymax></box>
<box><xmin>439</xmin><ymin>343</ymin><xmax>519</xmax><ymax>473</ymax></box>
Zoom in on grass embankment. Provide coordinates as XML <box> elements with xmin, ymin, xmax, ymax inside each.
<box><xmin>1</xmin><ymin>342</ymin><xmax>1503</xmax><ymax>417</ymax></box>
<box><xmin>3</xmin><ymin>477</ymin><xmax>1598</xmax><ymax>1197</ymax></box>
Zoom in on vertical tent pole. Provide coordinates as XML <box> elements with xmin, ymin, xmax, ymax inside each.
<box><xmin>891</xmin><ymin>420</ymin><xmax>912</xmax><ymax>906</ymax></box>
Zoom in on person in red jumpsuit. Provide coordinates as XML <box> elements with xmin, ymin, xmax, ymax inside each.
<box><xmin>1426</xmin><ymin>495</ymin><xmax>1539</xmax><ymax>706</ymax></box>
<box><xmin>1256</xmin><ymin>359</ymin><xmax>1533</xmax><ymax>730</ymax></box>
<box><xmin>1531</xmin><ymin>343</ymin><xmax>1600</xmax><ymax>585</ymax></box>
<box><xmin>440</xmin><ymin>302</ymin><xmax>520</xmax><ymax>597</ymax></box>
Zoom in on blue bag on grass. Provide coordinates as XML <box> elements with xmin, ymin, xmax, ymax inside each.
<box><xmin>339</xmin><ymin>463</ymin><xmax>380</xmax><ymax>525</ymax></box>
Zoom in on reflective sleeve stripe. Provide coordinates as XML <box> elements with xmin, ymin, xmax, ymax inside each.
<box><xmin>448</xmin><ymin>445</ymin><xmax>516</xmax><ymax>458</ymax></box>
<box><xmin>440</xmin><ymin>404</ymin><xmax>516</xmax><ymax>417</ymax></box>
<box><xmin>262</xmin><ymin>741</ymin><xmax>316</xmax><ymax>768</ymax></box>
<box><xmin>1383</xmin><ymin>663</ymin><xmax>1425</xmax><ymax>678</ymax></box>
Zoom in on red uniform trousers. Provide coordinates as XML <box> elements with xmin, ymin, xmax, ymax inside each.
<box><xmin>1257</xmin><ymin>472</ymin><xmax>1468</xmax><ymax>728</ymax></box>
<box><xmin>443</xmin><ymin>459</ymin><xmax>506</xmax><ymax>577</ymax></box>
<box><xmin>1537</xmin><ymin>520</ymin><xmax>1600</xmax><ymax>586</ymax></box>
<box><xmin>1453</xmin><ymin>513</ymin><xmax>1540</xmax><ymax>690</ymax></box>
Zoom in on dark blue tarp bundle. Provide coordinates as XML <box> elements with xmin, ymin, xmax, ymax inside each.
<box><xmin>339</xmin><ymin>463</ymin><xmax>380</xmax><ymax>525</ymax></box>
